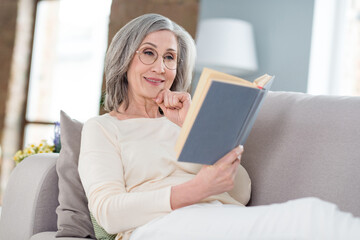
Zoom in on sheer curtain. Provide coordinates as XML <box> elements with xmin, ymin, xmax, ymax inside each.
<box><xmin>308</xmin><ymin>0</ymin><xmax>360</xmax><ymax>96</ymax></box>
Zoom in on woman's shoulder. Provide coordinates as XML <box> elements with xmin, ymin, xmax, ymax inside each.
<box><xmin>84</xmin><ymin>113</ymin><xmax>109</xmax><ymax>125</ymax></box>
<box><xmin>83</xmin><ymin>113</ymin><xmax>119</xmax><ymax>132</ymax></box>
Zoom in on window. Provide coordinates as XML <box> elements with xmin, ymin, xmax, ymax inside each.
<box><xmin>308</xmin><ymin>0</ymin><xmax>360</xmax><ymax>96</ymax></box>
<box><xmin>343</xmin><ymin>0</ymin><xmax>360</xmax><ymax>94</ymax></box>
<box><xmin>24</xmin><ymin>0</ymin><xmax>111</xmax><ymax>147</ymax></box>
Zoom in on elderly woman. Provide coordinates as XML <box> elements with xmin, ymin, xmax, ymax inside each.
<box><xmin>78</xmin><ymin>13</ymin><xmax>360</xmax><ymax>240</ymax></box>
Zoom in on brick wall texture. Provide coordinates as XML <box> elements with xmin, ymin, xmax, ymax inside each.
<box><xmin>0</xmin><ymin>0</ymin><xmax>18</xmax><ymax>143</ymax></box>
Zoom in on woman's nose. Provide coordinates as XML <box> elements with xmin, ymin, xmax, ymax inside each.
<box><xmin>151</xmin><ymin>56</ymin><xmax>166</xmax><ymax>73</ymax></box>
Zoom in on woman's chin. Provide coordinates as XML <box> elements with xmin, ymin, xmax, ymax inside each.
<box><xmin>147</xmin><ymin>89</ymin><xmax>163</xmax><ymax>99</ymax></box>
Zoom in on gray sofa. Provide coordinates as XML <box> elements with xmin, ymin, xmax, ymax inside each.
<box><xmin>1</xmin><ymin>91</ymin><xmax>360</xmax><ymax>239</ymax></box>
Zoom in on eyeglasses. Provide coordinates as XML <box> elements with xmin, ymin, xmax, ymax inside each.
<box><xmin>136</xmin><ymin>48</ymin><xmax>179</xmax><ymax>70</ymax></box>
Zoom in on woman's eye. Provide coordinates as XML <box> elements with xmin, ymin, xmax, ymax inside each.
<box><xmin>164</xmin><ymin>54</ymin><xmax>175</xmax><ymax>60</ymax></box>
<box><xmin>143</xmin><ymin>50</ymin><xmax>155</xmax><ymax>56</ymax></box>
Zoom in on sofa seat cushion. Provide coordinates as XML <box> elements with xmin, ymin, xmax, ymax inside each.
<box><xmin>30</xmin><ymin>231</ymin><xmax>92</xmax><ymax>240</ymax></box>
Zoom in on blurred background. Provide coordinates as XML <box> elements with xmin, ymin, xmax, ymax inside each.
<box><xmin>0</xmin><ymin>0</ymin><xmax>359</xmax><ymax>203</ymax></box>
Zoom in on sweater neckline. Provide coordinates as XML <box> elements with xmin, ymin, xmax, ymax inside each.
<box><xmin>104</xmin><ymin>113</ymin><xmax>167</xmax><ymax>123</ymax></box>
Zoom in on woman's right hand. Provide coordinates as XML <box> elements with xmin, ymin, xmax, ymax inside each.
<box><xmin>170</xmin><ymin>145</ymin><xmax>244</xmax><ymax>210</ymax></box>
<box><xmin>193</xmin><ymin>145</ymin><xmax>244</xmax><ymax>198</ymax></box>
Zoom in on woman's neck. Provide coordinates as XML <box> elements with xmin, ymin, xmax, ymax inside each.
<box><xmin>111</xmin><ymin>97</ymin><xmax>162</xmax><ymax>120</ymax></box>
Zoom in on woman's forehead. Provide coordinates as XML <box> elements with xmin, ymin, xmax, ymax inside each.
<box><xmin>140</xmin><ymin>30</ymin><xmax>178</xmax><ymax>51</ymax></box>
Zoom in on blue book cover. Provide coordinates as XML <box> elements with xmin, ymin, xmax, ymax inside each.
<box><xmin>176</xmin><ymin>70</ymin><xmax>274</xmax><ymax>165</ymax></box>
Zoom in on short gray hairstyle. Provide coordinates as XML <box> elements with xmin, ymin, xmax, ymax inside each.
<box><xmin>104</xmin><ymin>13</ymin><xmax>196</xmax><ymax>112</ymax></box>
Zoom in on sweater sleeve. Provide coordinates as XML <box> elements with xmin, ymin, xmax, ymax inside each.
<box><xmin>78</xmin><ymin>118</ymin><xmax>172</xmax><ymax>234</ymax></box>
<box><xmin>227</xmin><ymin>165</ymin><xmax>252</xmax><ymax>205</ymax></box>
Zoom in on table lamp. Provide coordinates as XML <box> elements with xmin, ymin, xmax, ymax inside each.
<box><xmin>195</xmin><ymin>18</ymin><xmax>258</xmax><ymax>76</ymax></box>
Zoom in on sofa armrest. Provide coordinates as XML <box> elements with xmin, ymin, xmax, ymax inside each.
<box><xmin>0</xmin><ymin>153</ymin><xmax>60</xmax><ymax>240</ymax></box>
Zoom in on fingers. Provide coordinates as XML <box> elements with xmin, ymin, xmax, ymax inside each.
<box><xmin>155</xmin><ymin>90</ymin><xmax>165</xmax><ymax>105</ymax></box>
<box><xmin>213</xmin><ymin>145</ymin><xmax>243</xmax><ymax>179</ymax></box>
<box><xmin>155</xmin><ymin>89</ymin><xmax>190</xmax><ymax>109</ymax></box>
<box><xmin>198</xmin><ymin>148</ymin><xmax>242</xmax><ymax>196</ymax></box>
<box><xmin>208</xmin><ymin>151</ymin><xmax>241</xmax><ymax>176</ymax></box>
<box><xmin>231</xmin><ymin>158</ymin><xmax>241</xmax><ymax>176</ymax></box>
<box><xmin>216</xmin><ymin>145</ymin><xmax>244</xmax><ymax>166</ymax></box>
<box><xmin>166</xmin><ymin>93</ymin><xmax>183</xmax><ymax>109</ymax></box>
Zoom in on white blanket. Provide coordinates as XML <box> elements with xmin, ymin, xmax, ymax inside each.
<box><xmin>130</xmin><ymin>198</ymin><xmax>360</xmax><ymax>240</ymax></box>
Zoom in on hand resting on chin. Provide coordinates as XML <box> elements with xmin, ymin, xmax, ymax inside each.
<box><xmin>154</xmin><ymin>89</ymin><xmax>191</xmax><ymax>127</ymax></box>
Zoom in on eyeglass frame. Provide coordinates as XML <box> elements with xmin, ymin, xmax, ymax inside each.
<box><xmin>135</xmin><ymin>48</ymin><xmax>182</xmax><ymax>70</ymax></box>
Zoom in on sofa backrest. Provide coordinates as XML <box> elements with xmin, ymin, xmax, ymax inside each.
<box><xmin>242</xmin><ymin>91</ymin><xmax>360</xmax><ymax>217</ymax></box>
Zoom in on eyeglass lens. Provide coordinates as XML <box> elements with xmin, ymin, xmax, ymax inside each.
<box><xmin>138</xmin><ymin>48</ymin><xmax>177</xmax><ymax>70</ymax></box>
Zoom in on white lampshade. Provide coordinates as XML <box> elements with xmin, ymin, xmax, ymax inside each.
<box><xmin>195</xmin><ymin>18</ymin><xmax>258</xmax><ymax>76</ymax></box>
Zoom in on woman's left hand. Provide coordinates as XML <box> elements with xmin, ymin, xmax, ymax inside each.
<box><xmin>154</xmin><ymin>89</ymin><xmax>191</xmax><ymax>127</ymax></box>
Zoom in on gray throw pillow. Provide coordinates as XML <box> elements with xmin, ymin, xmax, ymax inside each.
<box><xmin>55</xmin><ymin>110</ymin><xmax>96</xmax><ymax>238</ymax></box>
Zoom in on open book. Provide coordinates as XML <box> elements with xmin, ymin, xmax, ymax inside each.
<box><xmin>175</xmin><ymin>68</ymin><xmax>274</xmax><ymax>165</ymax></box>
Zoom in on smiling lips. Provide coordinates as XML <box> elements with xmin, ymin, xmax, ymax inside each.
<box><xmin>144</xmin><ymin>77</ymin><xmax>165</xmax><ymax>86</ymax></box>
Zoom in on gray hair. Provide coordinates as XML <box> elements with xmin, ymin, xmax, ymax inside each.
<box><xmin>104</xmin><ymin>13</ymin><xmax>196</xmax><ymax>112</ymax></box>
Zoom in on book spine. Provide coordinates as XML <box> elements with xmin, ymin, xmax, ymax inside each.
<box><xmin>236</xmin><ymin>76</ymin><xmax>274</xmax><ymax>146</ymax></box>
<box><xmin>235</xmin><ymin>89</ymin><xmax>267</xmax><ymax>146</ymax></box>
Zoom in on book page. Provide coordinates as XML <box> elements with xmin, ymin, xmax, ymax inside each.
<box><xmin>175</xmin><ymin>69</ymin><xmax>209</xmax><ymax>154</ymax></box>
<box><xmin>254</xmin><ymin>74</ymin><xmax>273</xmax><ymax>88</ymax></box>
<box><xmin>175</xmin><ymin>79</ymin><xmax>213</xmax><ymax>155</ymax></box>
